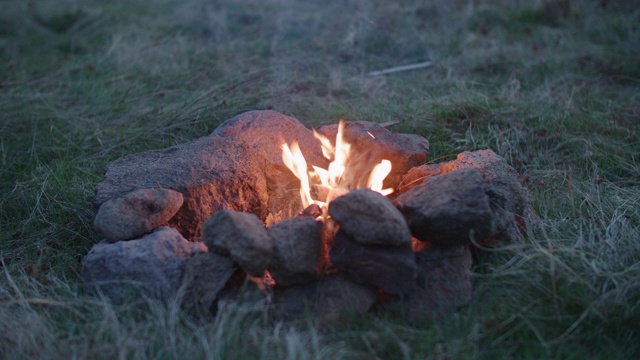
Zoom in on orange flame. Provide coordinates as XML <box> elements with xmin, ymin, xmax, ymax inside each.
<box><xmin>282</xmin><ymin>120</ymin><xmax>393</xmax><ymax>211</ymax></box>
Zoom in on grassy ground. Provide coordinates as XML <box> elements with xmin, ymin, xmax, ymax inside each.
<box><xmin>1</xmin><ymin>0</ymin><xmax>639</xmax><ymax>358</ymax></box>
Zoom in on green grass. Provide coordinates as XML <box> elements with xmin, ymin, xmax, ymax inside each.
<box><xmin>1</xmin><ymin>0</ymin><xmax>639</xmax><ymax>358</ymax></box>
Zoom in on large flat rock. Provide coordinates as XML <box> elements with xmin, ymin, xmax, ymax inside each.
<box><xmin>214</xmin><ymin>110</ymin><xmax>328</xmax><ymax>221</ymax></box>
<box><xmin>94</xmin><ymin>135</ymin><xmax>268</xmax><ymax>239</ymax></box>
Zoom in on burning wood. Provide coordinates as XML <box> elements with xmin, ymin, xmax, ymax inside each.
<box><xmin>298</xmin><ymin>203</ymin><xmax>322</xmax><ymax>218</ymax></box>
<box><xmin>282</xmin><ymin>120</ymin><xmax>394</xmax><ymax>212</ymax></box>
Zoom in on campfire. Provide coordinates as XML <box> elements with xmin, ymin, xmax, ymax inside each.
<box><xmin>281</xmin><ymin>120</ymin><xmax>393</xmax><ymax>213</ymax></box>
<box><xmin>83</xmin><ymin>110</ymin><xmax>530</xmax><ymax>322</ymax></box>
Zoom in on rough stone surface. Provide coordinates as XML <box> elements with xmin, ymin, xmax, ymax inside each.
<box><xmin>330</xmin><ymin>231</ymin><xmax>416</xmax><ymax>295</ymax></box>
<box><xmin>181</xmin><ymin>252</ymin><xmax>236</xmax><ymax>315</ymax></box>
<box><xmin>441</xmin><ymin>150</ymin><xmax>530</xmax><ymax>245</ymax></box>
<box><xmin>93</xmin><ymin>135</ymin><xmax>268</xmax><ymax>239</ymax></box>
<box><xmin>202</xmin><ymin>210</ymin><xmax>273</xmax><ymax>277</ymax></box>
<box><xmin>404</xmin><ymin>245</ymin><xmax>473</xmax><ymax>323</ymax></box>
<box><xmin>214</xmin><ymin>110</ymin><xmax>328</xmax><ymax>221</ymax></box>
<box><xmin>394</xmin><ymin>168</ymin><xmax>494</xmax><ymax>246</ymax></box>
<box><xmin>397</xmin><ymin>149</ymin><xmax>530</xmax><ymax>244</ymax></box>
<box><xmin>93</xmin><ymin>188</ymin><xmax>184</xmax><ymax>242</ymax></box>
<box><xmin>213</xmin><ymin>273</ymin><xmax>268</xmax><ymax>315</ymax></box>
<box><xmin>274</xmin><ymin>274</ymin><xmax>377</xmax><ymax>320</ymax></box>
<box><xmin>267</xmin><ymin>217</ymin><xmax>323</xmax><ymax>286</ymax></box>
<box><xmin>328</xmin><ymin>189</ymin><xmax>411</xmax><ymax>247</ymax></box>
<box><xmin>396</xmin><ymin>164</ymin><xmax>441</xmax><ymax>195</ymax></box>
<box><xmin>81</xmin><ymin>227</ymin><xmax>207</xmax><ymax>304</ymax></box>
<box><xmin>317</xmin><ymin>121</ymin><xmax>430</xmax><ymax>196</ymax></box>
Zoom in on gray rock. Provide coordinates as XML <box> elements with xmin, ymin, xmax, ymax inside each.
<box><xmin>202</xmin><ymin>210</ymin><xmax>273</xmax><ymax>277</ymax></box>
<box><xmin>213</xmin><ymin>273</ymin><xmax>269</xmax><ymax>315</ymax></box>
<box><xmin>93</xmin><ymin>188</ymin><xmax>184</xmax><ymax>242</ymax></box>
<box><xmin>93</xmin><ymin>135</ymin><xmax>268</xmax><ymax>239</ymax></box>
<box><xmin>394</xmin><ymin>168</ymin><xmax>494</xmax><ymax>246</ymax></box>
<box><xmin>181</xmin><ymin>252</ymin><xmax>236</xmax><ymax>316</ymax></box>
<box><xmin>397</xmin><ymin>149</ymin><xmax>530</xmax><ymax>245</ymax></box>
<box><xmin>330</xmin><ymin>231</ymin><xmax>416</xmax><ymax>295</ymax></box>
<box><xmin>214</xmin><ymin>110</ymin><xmax>328</xmax><ymax>222</ymax></box>
<box><xmin>404</xmin><ymin>245</ymin><xmax>473</xmax><ymax>323</ymax></box>
<box><xmin>267</xmin><ymin>217</ymin><xmax>323</xmax><ymax>286</ymax></box>
<box><xmin>316</xmin><ymin>121</ymin><xmax>429</xmax><ymax>196</ymax></box>
<box><xmin>441</xmin><ymin>150</ymin><xmax>530</xmax><ymax>245</ymax></box>
<box><xmin>328</xmin><ymin>189</ymin><xmax>411</xmax><ymax>247</ymax></box>
<box><xmin>274</xmin><ymin>274</ymin><xmax>376</xmax><ymax>321</ymax></box>
<box><xmin>81</xmin><ymin>227</ymin><xmax>206</xmax><ymax>303</ymax></box>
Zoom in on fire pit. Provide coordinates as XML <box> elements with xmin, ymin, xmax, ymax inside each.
<box><xmin>82</xmin><ymin>110</ymin><xmax>530</xmax><ymax>322</ymax></box>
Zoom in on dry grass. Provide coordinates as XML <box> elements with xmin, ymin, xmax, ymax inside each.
<box><xmin>1</xmin><ymin>0</ymin><xmax>639</xmax><ymax>358</ymax></box>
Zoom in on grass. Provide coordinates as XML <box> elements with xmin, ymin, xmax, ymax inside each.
<box><xmin>1</xmin><ymin>0</ymin><xmax>639</xmax><ymax>358</ymax></box>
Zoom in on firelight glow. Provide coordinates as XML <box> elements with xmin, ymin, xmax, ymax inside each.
<box><xmin>281</xmin><ymin>121</ymin><xmax>393</xmax><ymax>211</ymax></box>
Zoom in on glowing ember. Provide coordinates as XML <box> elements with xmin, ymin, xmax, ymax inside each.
<box><xmin>281</xmin><ymin>121</ymin><xmax>393</xmax><ymax>211</ymax></box>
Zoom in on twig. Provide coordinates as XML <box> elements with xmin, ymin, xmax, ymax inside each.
<box><xmin>362</xmin><ymin>61</ymin><xmax>433</xmax><ymax>77</ymax></box>
<box><xmin>378</xmin><ymin>120</ymin><xmax>400</xmax><ymax>128</ymax></box>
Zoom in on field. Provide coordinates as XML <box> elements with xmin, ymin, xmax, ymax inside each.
<box><xmin>1</xmin><ymin>0</ymin><xmax>639</xmax><ymax>358</ymax></box>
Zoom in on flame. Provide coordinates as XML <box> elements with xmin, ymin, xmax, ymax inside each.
<box><xmin>281</xmin><ymin>121</ymin><xmax>394</xmax><ymax>211</ymax></box>
<box><xmin>281</xmin><ymin>141</ymin><xmax>314</xmax><ymax>208</ymax></box>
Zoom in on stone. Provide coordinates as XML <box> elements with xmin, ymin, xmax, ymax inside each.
<box><xmin>404</xmin><ymin>245</ymin><xmax>473</xmax><ymax>323</ymax></box>
<box><xmin>398</xmin><ymin>149</ymin><xmax>530</xmax><ymax>245</ymax></box>
<box><xmin>441</xmin><ymin>150</ymin><xmax>530</xmax><ymax>245</ymax></box>
<box><xmin>396</xmin><ymin>164</ymin><xmax>441</xmax><ymax>195</ymax></box>
<box><xmin>181</xmin><ymin>252</ymin><xmax>236</xmax><ymax>316</ymax></box>
<box><xmin>273</xmin><ymin>274</ymin><xmax>377</xmax><ymax>321</ymax></box>
<box><xmin>81</xmin><ymin>227</ymin><xmax>206</xmax><ymax>304</ymax></box>
<box><xmin>330</xmin><ymin>231</ymin><xmax>416</xmax><ymax>295</ymax></box>
<box><xmin>316</xmin><ymin>121</ymin><xmax>429</xmax><ymax>196</ymax></box>
<box><xmin>93</xmin><ymin>188</ymin><xmax>184</xmax><ymax>242</ymax></box>
<box><xmin>202</xmin><ymin>210</ymin><xmax>273</xmax><ymax>277</ymax></box>
<box><xmin>212</xmin><ymin>273</ymin><xmax>269</xmax><ymax>315</ymax></box>
<box><xmin>394</xmin><ymin>168</ymin><xmax>494</xmax><ymax>246</ymax></box>
<box><xmin>328</xmin><ymin>189</ymin><xmax>411</xmax><ymax>247</ymax></box>
<box><xmin>93</xmin><ymin>135</ymin><xmax>268</xmax><ymax>239</ymax></box>
<box><xmin>214</xmin><ymin>110</ymin><xmax>328</xmax><ymax>222</ymax></box>
<box><xmin>267</xmin><ymin>216</ymin><xmax>323</xmax><ymax>286</ymax></box>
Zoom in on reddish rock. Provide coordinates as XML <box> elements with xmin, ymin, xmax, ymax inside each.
<box><xmin>93</xmin><ymin>135</ymin><xmax>268</xmax><ymax>239</ymax></box>
<box><xmin>396</xmin><ymin>164</ymin><xmax>441</xmax><ymax>195</ymax></box>
<box><xmin>94</xmin><ymin>188</ymin><xmax>183</xmax><ymax>242</ymax></box>
<box><xmin>214</xmin><ymin>110</ymin><xmax>328</xmax><ymax>221</ymax></box>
